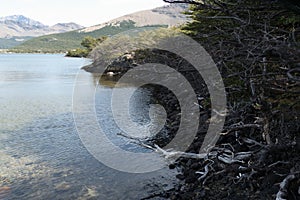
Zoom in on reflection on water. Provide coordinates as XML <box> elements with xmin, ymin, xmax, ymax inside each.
<box><xmin>92</xmin><ymin>73</ymin><xmax>119</xmax><ymax>88</ymax></box>
<box><xmin>0</xmin><ymin>54</ymin><xmax>175</xmax><ymax>199</ymax></box>
<box><xmin>92</xmin><ymin>73</ymin><xmax>139</xmax><ymax>88</ymax></box>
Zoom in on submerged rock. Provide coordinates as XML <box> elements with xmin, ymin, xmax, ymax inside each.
<box><xmin>0</xmin><ymin>186</ymin><xmax>10</xmax><ymax>199</ymax></box>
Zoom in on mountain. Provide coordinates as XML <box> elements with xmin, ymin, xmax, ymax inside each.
<box><xmin>50</xmin><ymin>23</ymin><xmax>83</xmax><ymax>32</ymax></box>
<box><xmin>0</xmin><ymin>15</ymin><xmax>47</xmax><ymax>32</ymax></box>
<box><xmin>0</xmin><ymin>15</ymin><xmax>84</xmax><ymax>38</ymax></box>
<box><xmin>13</xmin><ymin>4</ymin><xmax>189</xmax><ymax>52</ymax></box>
<box><xmin>0</xmin><ymin>15</ymin><xmax>84</xmax><ymax>48</ymax></box>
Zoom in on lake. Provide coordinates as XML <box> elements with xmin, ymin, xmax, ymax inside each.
<box><xmin>0</xmin><ymin>54</ymin><xmax>175</xmax><ymax>199</ymax></box>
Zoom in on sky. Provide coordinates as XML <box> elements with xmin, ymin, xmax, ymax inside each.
<box><xmin>0</xmin><ymin>0</ymin><xmax>168</xmax><ymax>27</ymax></box>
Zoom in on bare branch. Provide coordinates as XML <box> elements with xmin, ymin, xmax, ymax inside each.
<box><xmin>287</xmin><ymin>67</ymin><xmax>300</xmax><ymax>82</ymax></box>
<box><xmin>220</xmin><ymin>123</ymin><xmax>262</xmax><ymax>135</ymax></box>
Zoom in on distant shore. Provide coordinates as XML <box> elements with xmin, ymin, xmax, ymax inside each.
<box><xmin>0</xmin><ymin>49</ymin><xmax>67</xmax><ymax>54</ymax></box>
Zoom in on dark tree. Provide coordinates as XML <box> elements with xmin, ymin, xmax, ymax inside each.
<box><xmin>157</xmin><ymin>1</ymin><xmax>300</xmax><ymax>199</ymax></box>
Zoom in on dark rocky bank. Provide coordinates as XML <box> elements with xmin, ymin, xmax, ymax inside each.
<box><xmin>83</xmin><ymin>47</ymin><xmax>300</xmax><ymax>199</ymax></box>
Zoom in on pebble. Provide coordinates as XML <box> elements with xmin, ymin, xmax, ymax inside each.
<box><xmin>55</xmin><ymin>182</ymin><xmax>71</xmax><ymax>191</ymax></box>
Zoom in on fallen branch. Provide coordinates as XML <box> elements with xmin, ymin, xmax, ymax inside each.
<box><xmin>153</xmin><ymin>144</ymin><xmax>208</xmax><ymax>161</ymax></box>
<box><xmin>240</xmin><ymin>137</ymin><xmax>266</xmax><ymax>148</ymax></box>
<box><xmin>118</xmin><ymin>131</ymin><xmax>256</xmax><ymax>165</ymax></box>
<box><xmin>118</xmin><ymin>132</ymin><xmax>208</xmax><ymax>161</ymax></box>
<box><xmin>217</xmin><ymin>151</ymin><xmax>252</xmax><ymax>164</ymax></box>
<box><xmin>268</xmin><ymin>161</ymin><xmax>290</xmax><ymax>168</ymax></box>
<box><xmin>276</xmin><ymin>174</ymin><xmax>296</xmax><ymax>200</ymax></box>
<box><xmin>221</xmin><ymin>123</ymin><xmax>262</xmax><ymax>135</ymax></box>
<box><xmin>117</xmin><ymin>132</ymin><xmax>156</xmax><ymax>151</ymax></box>
<box><xmin>196</xmin><ymin>164</ymin><xmax>210</xmax><ymax>181</ymax></box>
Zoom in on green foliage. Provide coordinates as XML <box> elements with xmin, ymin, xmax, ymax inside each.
<box><xmin>81</xmin><ymin>36</ymin><xmax>107</xmax><ymax>51</ymax></box>
<box><xmin>12</xmin><ymin>31</ymin><xmax>83</xmax><ymax>52</ymax></box>
<box><xmin>66</xmin><ymin>36</ymin><xmax>108</xmax><ymax>57</ymax></box>
<box><xmin>65</xmin><ymin>48</ymin><xmax>89</xmax><ymax>57</ymax></box>
<box><xmin>278</xmin><ymin>15</ymin><xmax>300</xmax><ymax>26</ymax></box>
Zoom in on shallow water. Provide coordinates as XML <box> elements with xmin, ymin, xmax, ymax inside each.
<box><xmin>0</xmin><ymin>54</ymin><xmax>175</xmax><ymax>199</ymax></box>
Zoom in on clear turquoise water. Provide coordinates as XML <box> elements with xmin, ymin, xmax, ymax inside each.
<box><xmin>0</xmin><ymin>54</ymin><xmax>174</xmax><ymax>199</ymax></box>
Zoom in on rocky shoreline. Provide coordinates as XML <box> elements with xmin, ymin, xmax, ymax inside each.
<box><xmin>83</xmin><ymin>48</ymin><xmax>300</xmax><ymax>199</ymax></box>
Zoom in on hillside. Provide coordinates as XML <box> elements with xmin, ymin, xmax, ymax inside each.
<box><xmin>13</xmin><ymin>21</ymin><xmax>167</xmax><ymax>52</ymax></box>
<box><xmin>13</xmin><ymin>4</ymin><xmax>188</xmax><ymax>53</ymax></box>
<box><xmin>0</xmin><ymin>36</ymin><xmax>33</xmax><ymax>49</ymax></box>
<box><xmin>81</xmin><ymin>4</ymin><xmax>187</xmax><ymax>33</ymax></box>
